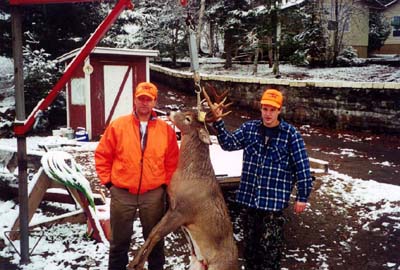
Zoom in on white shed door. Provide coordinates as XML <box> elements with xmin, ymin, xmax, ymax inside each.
<box><xmin>103</xmin><ymin>65</ymin><xmax>133</xmax><ymax>123</ymax></box>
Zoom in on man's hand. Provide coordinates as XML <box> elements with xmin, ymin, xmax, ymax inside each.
<box><xmin>294</xmin><ymin>201</ymin><xmax>307</xmax><ymax>213</ymax></box>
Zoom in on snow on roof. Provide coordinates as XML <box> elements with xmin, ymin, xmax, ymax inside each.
<box><xmin>57</xmin><ymin>46</ymin><xmax>159</xmax><ymax>63</ymax></box>
<box><xmin>365</xmin><ymin>0</ymin><xmax>399</xmax><ymax>9</ymax></box>
<box><xmin>280</xmin><ymin>0</ymin><xmax>307</xmax><ymax>10</ymax></box>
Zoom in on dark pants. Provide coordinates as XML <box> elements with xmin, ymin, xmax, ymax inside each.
<box><xmin>242</xmin><ymin>207</ymin><xmax>285</xmax><ymax>270</ymax></box>
<box><xmin>108</xmin><ymin>186</ymin><xmax>166</xmax><ymax>270</ymax></box>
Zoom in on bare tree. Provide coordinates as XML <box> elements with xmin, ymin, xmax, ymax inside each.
<box><xmin>273</xmin><ymin>1</ymin><xmax>282</xmax><ymax>76</ymax></box>
<box><xmin>196</xmin><ymin>0</ymin><xmax>206</xmax><ymax>52</ymax></box>
<box><xmin>325</xmin><ymin>0</ymin><xmax>366</xmax><ymax>64</ymax></box>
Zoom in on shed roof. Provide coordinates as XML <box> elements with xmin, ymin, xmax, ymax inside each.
<box><xmin>364</xmin><ymin>0</ymin><xmax>399</xmax><ymax>9</ymax></box>
<box><xmin>57</xmin><ymin>47</ymin><xmax>159</xmax><ymax>63</ymax></box>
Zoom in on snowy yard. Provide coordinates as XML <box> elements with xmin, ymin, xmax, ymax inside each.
<box><xmin>0</xmin><ymin>127</ymin><xmax>399</xmax><ymax>270</ymax></box>
<box><xmin>1</xmin><ymin>55</ymin><xmax>400</xmax><ymax>269</ymax></box>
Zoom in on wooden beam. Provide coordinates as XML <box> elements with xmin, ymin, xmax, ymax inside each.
<box><xmin>9</xmin><ymin>169</ymin><xmax>52</xmax><ymax>240</ymax></box>
<box><xmin>309</xmin><ymin>157</ymin><xmax>329</xmax><ymax>174</ymax></box>
<box><xmin>29</xmin><ymin>209</ymin><xmax>86</xmax><ymax>228</ymax></box>
<box><xmin>0</xmin><ymin>181</ymin><xmax>106</xmax><ymax>205</ymax></box>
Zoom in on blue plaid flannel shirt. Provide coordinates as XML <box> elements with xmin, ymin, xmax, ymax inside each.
<box><xmin>214</xmin><ymin>119</ymin><xmax>313</xmax><ymax>211</ymax></box>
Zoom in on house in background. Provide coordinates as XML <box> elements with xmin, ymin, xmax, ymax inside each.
<box><xmin>368</xmin><ymin>0</ymin><xmax>400</xmax><ymax>55</ymax></box>
<box><xmin>337</xmin><ymin>1</ymin><xmax>369</xmax><ymax>58</ymax></box>
<box><xmin>322</xmin><ymin>0</ymin><xmax>399</xmax><ymax>58</ymax></box>
<box><xmin>58</xmin><ymin>47</ymin><xmax>159</xmax><ymax>140</ymax></box>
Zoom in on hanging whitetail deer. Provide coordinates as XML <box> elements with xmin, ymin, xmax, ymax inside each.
<box><xmin>128</xmin><ymin>86</ymin><xmax>238</xmax><ymax>270</ymax></box>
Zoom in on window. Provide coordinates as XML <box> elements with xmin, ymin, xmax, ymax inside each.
<box><xmin>328</xmin><ymin>20</ymin><xmax>338</xmax><ymax>31</ymax></box>
<box><xmin>392</xmin><ymin>16</ymin><xmax>400</xmax><ymax>37</ymax></box>
<box><xmin>325</xmin><ymin>5</ymin><xmax>350</xmax><ymax>32</ymax></box>
<box><xmin>392</xmin><ymin>16</ymin><xmax>400</xmax><ymax>27</ymax></box>
<box><xmin>71</xmin><ymin>78</ymin><xmax>85</xmax><ymax>105</ymax></box>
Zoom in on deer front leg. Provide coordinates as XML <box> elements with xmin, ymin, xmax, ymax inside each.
<box><xmin>127</xmin><ymin>225</ymin><xmax>164</xmax><ymax>270</ymax></box>
<box><xmin>127</xmin><ymin>210</ymin><xmax>184</xmax><ymax>270</ymax></box>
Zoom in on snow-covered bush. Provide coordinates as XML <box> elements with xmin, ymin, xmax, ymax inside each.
<box><xmin>336</xmin><ymin>47</ymin><xmax>366</xmax><ymax>67</ymax></box>
<box><xmin>0</xmin><ymin>57</ymin><xmax>13</xmax><ymax>80</ymax></box>
<box><xmin>289</xmin><ymin>49</ymin><xmax>309</xmax><ymax>66</ymax></box>
<box><xmin>23</xmin><ymin>41</ymin><xmax>64</xmax><ymax>131</ymax></box>
<box><xmin>23</xmin><ymin>45</ymin><xmax>60</xmax><ymax>108</ymax></box>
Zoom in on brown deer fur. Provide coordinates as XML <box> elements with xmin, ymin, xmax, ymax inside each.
<box><xmin>128</xmin><ymin>111</ymin><xmax>238</xmax><ymax>270</ymax></box>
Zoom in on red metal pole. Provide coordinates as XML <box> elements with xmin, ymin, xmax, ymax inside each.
<box><xmin>14</xmin><ymin>0</ymin><xmax>134</xmax><ymax>135</ymax></box>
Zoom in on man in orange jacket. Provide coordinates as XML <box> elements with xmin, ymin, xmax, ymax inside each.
<box><xmin>95</xmin><ymin>82</ymin><xmax>179</xmax><ymax>270</ymax></box>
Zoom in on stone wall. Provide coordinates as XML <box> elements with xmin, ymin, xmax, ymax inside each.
<box><xmin>150</xmin><ymin>64</ymin><xmax>400</xmax><ymax>134</ymax></box>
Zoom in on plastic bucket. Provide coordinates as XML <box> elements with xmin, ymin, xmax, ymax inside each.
<box><xmin>60</xmin><ymin>127</ymin><xmax>68</xmax><ymax>137</ymax></box>
<box><xmin>52</xmin><ymin>129</ymin><xmax>62</xmax><ymax>137</ymax></box>
<box><xmin>75</xmin><ymin>127</ymin><xmax>89</xmax><ymax>142</ymax></box>
<box><xmin>65</xmin><ymin>128</ymin><xmax>75</xmax><ymax>139</ymax></box>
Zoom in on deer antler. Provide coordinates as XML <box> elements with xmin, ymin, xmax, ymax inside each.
<box><xmin>201</xmin><ymin>84</ymin><xmax>232</xmax><ymax>122</ymax></box>
<box><xmin>205</xmin><ymin>83</ymin><xmax>229</xmax><ymax>104</ymax></box>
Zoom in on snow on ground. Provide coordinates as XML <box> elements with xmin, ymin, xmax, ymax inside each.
<box><xmin>318</xmin><ymin>170</ymin><xmax>400</xmax><ymax>222</ymax></box>
<box><xmin>0</xmin><ymin>133</ymin><xmax>399</xmax><ymax>269</ymax></box>
<box><xmin>190</xmin><ymin>62</ymin><xmax>400</xmax><ymax>82</ymax></box>
<box><xmin>1</xmin><ymin>56</ymin><xmax>399</xmax><ymax>268</ymax></box>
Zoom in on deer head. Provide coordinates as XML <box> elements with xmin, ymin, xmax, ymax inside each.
<box><xmin>169</xmin><ymin>111</ymin><xmax>211</xmax><ymax>145</ymax></box>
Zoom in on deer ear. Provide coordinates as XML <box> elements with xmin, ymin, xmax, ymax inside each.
<box><xmin>197</xmin><ymin>128</ymin><xmax>211</xmax><ymax>145</ymax></box>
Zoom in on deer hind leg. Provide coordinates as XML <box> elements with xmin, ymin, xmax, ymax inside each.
<box><xmin>189</xmin><ymin>255</ymin><xmax>207</xmax><ymax>270</ymax></box>
<box><xmin>182</xmin><ymin>227</ymin><xmax>206</xmax><ymax>269</ymax></box>
<box><xmin>127</xmin><ymin>210</ymin><xmax>184</xmax><ymax>270</ymax></box>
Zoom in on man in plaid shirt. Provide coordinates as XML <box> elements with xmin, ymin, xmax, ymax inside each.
<box><xmin>213</xmin><ymin>88</ymin><xmax>313</xmax><ymax>270</ymax></box>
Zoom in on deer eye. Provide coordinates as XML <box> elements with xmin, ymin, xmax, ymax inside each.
<box><xmin>185</xmin><ymin>116</ymin><xmax>192</xmax><ymax>123</ymax></box>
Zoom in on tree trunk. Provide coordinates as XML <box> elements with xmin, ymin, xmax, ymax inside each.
<box><xmin>332</xmin><ymin>0</ymin><xmax>340</xmax><ymax>65</ymax></box>
<box><xmin>224</xmin><ymin>30</ymin><xmax>233</xmax><ymax>69</ymax></box>
<box><xmin>196</xmin><ymin>0</ymin><xmax>206</xmax><ymax>53</ymax></box>
<box><xmin>171</xmin><ymin>26</ymin><xmax>179</xmax><ymax>67</ymax></box>
<box><xmin>273</xmin><ymin>6</ymin><xmax>281</xmax><ymax>76</ymax></box>
<box><xmin>252</xmin><ymin>47</ymin><xmax>260</xmax><ymax>75</ymax></box>
<box><xmin>209</xmin><ymin>22</ymin><xmax>215</xmax><ymax>56</ymax></box>
<box><xmin>267</xmin><ymin>36</ymin><xmax>273</xmax><ymax>68</ymax></box>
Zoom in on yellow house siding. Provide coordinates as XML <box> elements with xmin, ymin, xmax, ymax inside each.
<box><xmin>383</xmin><ymin>3</ymin><xmax>400</xmax><ymax>45</ymax></box>
<box><xmin>343</xmin><ymin>3</ymin><xmax>369</xmax><ymax>57</ymax></box>
<box><xmin>322</xmin><ymin>0</ymin><xmax>369</xmax><ymax>57</ymax></box>
<box><xmin>342</xmin><ymin>4</ymin><xmax>369</xmax><ymax>47</ymax></box>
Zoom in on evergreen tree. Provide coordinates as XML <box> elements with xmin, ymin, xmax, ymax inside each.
<box><xmin>23</xmin><ymin>43</ymin><xmax>64</xmax><ymax>129</ymax></box>
<box><xmin>207</xmin><ymin>0</ymin><xmax>249</xmax><ymax>68</ymax></box>
<box><xmin>0</xmin><ymin>1</ymin><xmax>11</xmax><ymax>57</ymax></box>
<box><xmin>368</xmin><ymin>11</ymin><xmax>390</xmax><ymax>53</ymax></box>
<box><xmin>0</xmin><ymin>1</ymin><xmax>104</xmax><ymax>57</ymax></box>
<box><xmin>103</xmin><ymin>0</ymin><xmax>187</xmax><ymax>66</ymax></box>
<box><xmin>292</xmin><ymin>1</ymin><xmax>328</xmax><ymax>66</ymax></box>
